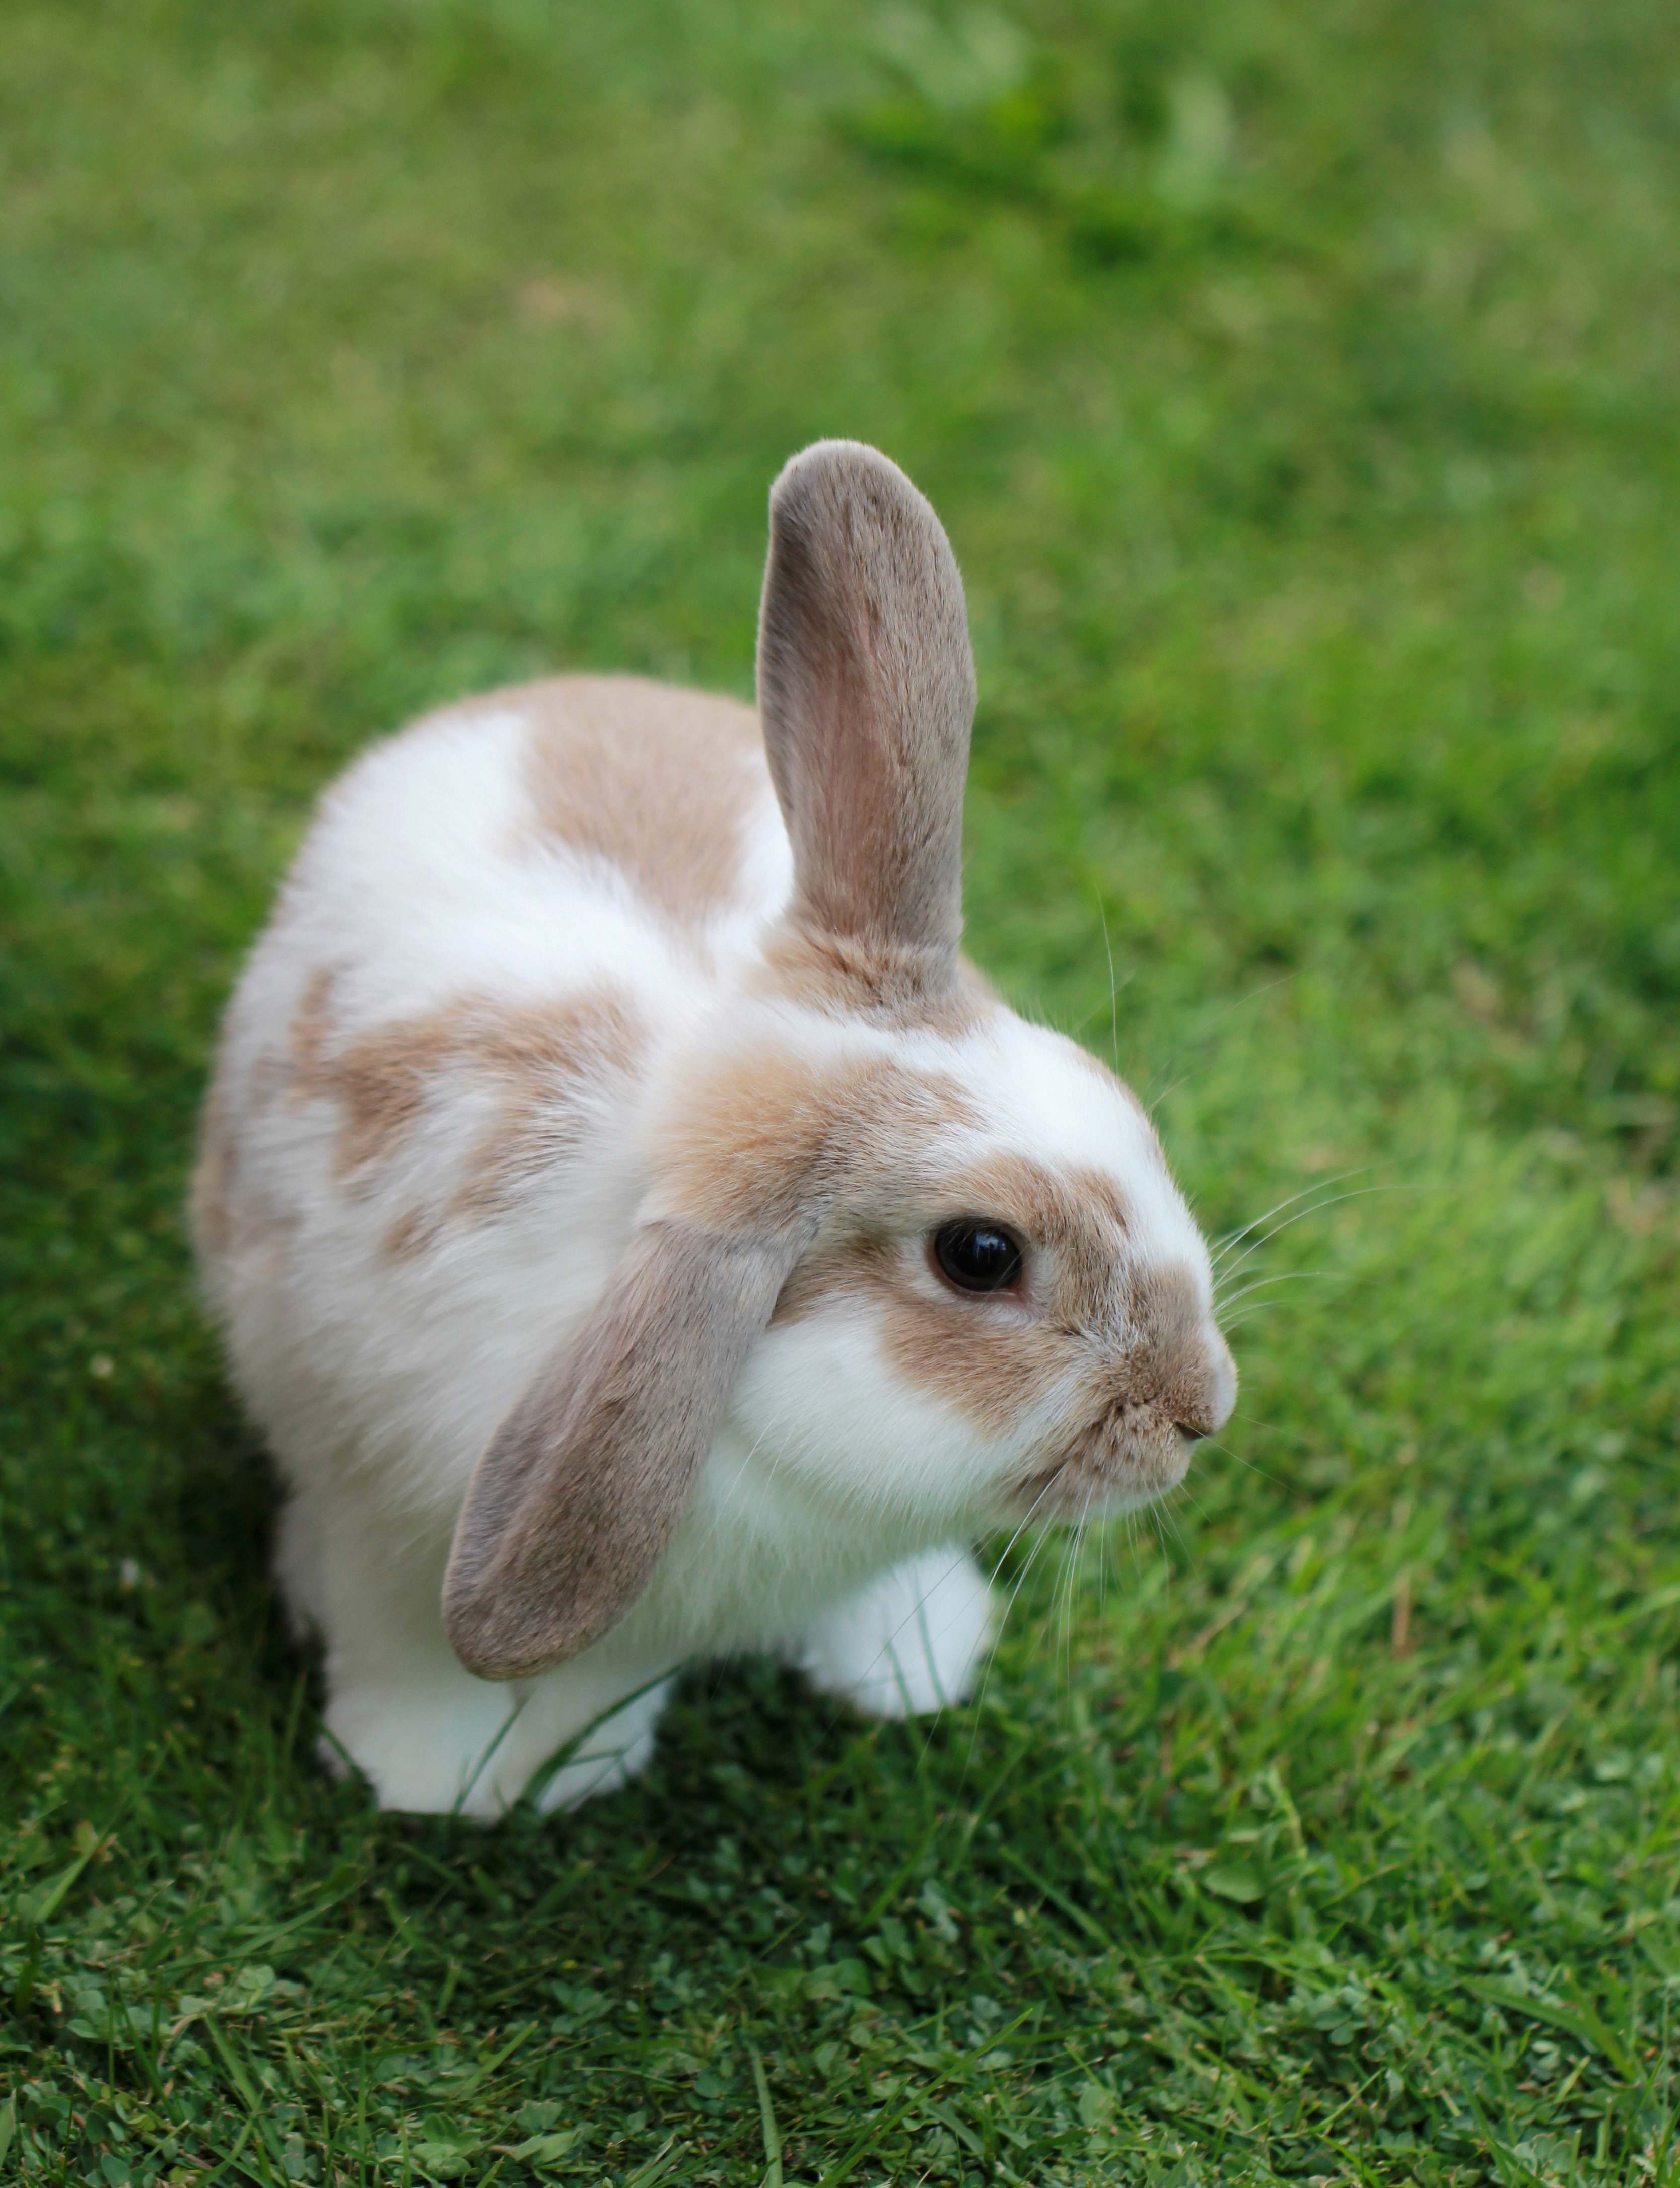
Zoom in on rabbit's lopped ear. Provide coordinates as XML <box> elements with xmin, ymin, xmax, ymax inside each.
<box><xmin>442</xmin><ymin>1220</ymin><xmax>798</xmax><ymax>1681</ymax></box>
<box><xmin>757</xmin><ymin>440</ymin><xmax>977</xmax><ymax>1001</ymax></box>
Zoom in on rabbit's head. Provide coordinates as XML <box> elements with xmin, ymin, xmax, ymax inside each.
<box><xmin>443</xmin><ymin>443</ymin><xmax>1234</xmax><ymax>1682</ymax></box>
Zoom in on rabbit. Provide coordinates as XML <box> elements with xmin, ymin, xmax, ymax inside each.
<box><xmin>192</xmin><ymin>440</ymin><xmax>1236</xmax><ymax>1817</ymax></box>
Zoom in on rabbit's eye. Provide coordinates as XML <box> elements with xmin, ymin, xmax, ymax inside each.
<box><xmin>931</xmin><ymin>1219</ymin><xmax>1024</xmax><ymax>1296</ymax></box>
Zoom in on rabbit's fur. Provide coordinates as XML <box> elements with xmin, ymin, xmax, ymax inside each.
<box><xmin>194</xmin><ymin>443</ymin><xmax>1235</xmax><ymax>1815</ymax></box>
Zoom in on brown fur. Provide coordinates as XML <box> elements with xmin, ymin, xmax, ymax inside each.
<box><xmin>653</xmin><ymin>1048</ymin><xmax>978</xmax><ymax>1239</ymax></box>
<box><xmin>286</xmin><ymin>966</ymin><xmax>441</xmax><ymax>1174</ymax></box>
<box><xmin>392</xmin><ymin>1008</ymin><xmax>639</xmax><ymax>1257</ymax></box>
<box><xmin>515</xmin><ymin>675</ymin><xmax>766</xmax><ymax>921</ymax></box>
<box><xmin>755</xmin><ymin>927</ymin><xmax>997</xmax><ymax>1035</ymax></box>
<box><xmin>291</xmin><ymin>966</ymin><xmax>338</xmax><ymax>1086</ymax></box>
<box><xmin>283</xmin><ymin>970</ymin><xmax>644</xmax><ymax>1244</ymax></box>
<box><xmin>429</xmin><ymin>993</ymin><xmax>643</xmax><ymax>1244</ymax></box>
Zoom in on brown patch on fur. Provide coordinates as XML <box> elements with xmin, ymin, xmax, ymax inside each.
<box><xmin>435</xmin><ymin>995</ymin><xmax>643</xmax><ymax>1238</ymax></box>
<box><xmin>884</xmin><ymin>1289</ymin><xmax>1068</xmax><ymax>1439</ymax></box>
<box><xmin>291</xmin><ymin>967</ymin><xmax>338</xmax><ymax>1084</ymax></box>
<box><xmin>321</xmin><ymin>1018</ymin><xmax>447</xmax><ymax>1173</ymax></box>
<box><xmin>283</xmin><ymin>970</ymin><xmax>644</xmax><ymax>1248</ymax></box>
<box><xmin>383</xmin><ymin>1206</ymin><xmax>432</xmax><ymax>1261</ymax></box>
<box><xmin>754</xmin><ymin>926</ymin><xmax>997</xmax><ymax>1035</ymax></box>
<box><xmin>654</xmin><ymin>1048</ymin><xmax>977</xmax><ymax>1239</ymax></box>
<box><xmin>770</xmin><ymin>1228</ymin><xmax>898</xmax><ymax>1325</ymax></box>
<box><xmin>515</xmin><ymin>675</ymin><xmax>767</xmax><ymax>921</ymax></box>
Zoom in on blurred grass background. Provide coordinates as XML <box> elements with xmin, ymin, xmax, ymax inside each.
<box><xmin>2</xmin><ymin>1</ymin><xmax>1678</xmax><ymax>2181</ymax></box>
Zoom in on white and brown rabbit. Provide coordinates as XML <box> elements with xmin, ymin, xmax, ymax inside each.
<box><xmin>193</xmin><ymin>441</ymin><xmax>1235</xmax><ymax>1816</ymax></box>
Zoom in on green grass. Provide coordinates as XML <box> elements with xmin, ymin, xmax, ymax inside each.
<box><xmin>3</xmin><ymin>0</ymin><xmax>1678</xmax><ymax>2179</ymax></box>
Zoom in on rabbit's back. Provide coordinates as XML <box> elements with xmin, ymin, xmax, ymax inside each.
<box><xmin>262</xmin><ymin>673</ymin><xmax>787</xmax><ymax>1016</ymax></box>
<box><xmin>517</xmin><ymin>674</ymin><xmax>791</xmax><ymax>927</ymax></box>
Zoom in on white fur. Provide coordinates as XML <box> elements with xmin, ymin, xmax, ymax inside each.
<box><xmin>199</xmin><ymin>689</ymin><xmax>1228</xmax><ymax>1815</ymax></box>
<box><xmin>796</xmin><ymin>1548</ymin><xmax>996</xmax><ymax>1718</ymax></box>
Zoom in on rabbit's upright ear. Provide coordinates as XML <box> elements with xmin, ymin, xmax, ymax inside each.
<box><xmin>442</xmin><ymin>1221</ymin><xmax>796</xmax><ymax>1681</ymax></box>
<box><xmin>757</xmin><ymin>441</ymin><xmax>977</xmax><ymax>1001</ymax></box>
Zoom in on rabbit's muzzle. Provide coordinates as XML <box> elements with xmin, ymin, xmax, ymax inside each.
<box><xmin>1022</xmin><ymin>1312</ymin><xmax>1236</xmax><ymax>1518</ymax></box>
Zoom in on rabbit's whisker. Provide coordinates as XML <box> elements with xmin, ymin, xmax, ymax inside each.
<box><xmin>1209</xmin><ymin>1167</ymin><xmax>1375</xmax><ymax>1269</ymax></box>
<box><xmin>1216</xmin><ymin>1269</ymin><xmax>1343</xmax><ymax>1310</ymax></box>
<box><xmin>1214</xmin><ymin>1179</ymin><xmax>1416</xmax><ymax>1289</ymax></box>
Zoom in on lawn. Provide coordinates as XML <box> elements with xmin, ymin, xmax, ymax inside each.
<box><xmin>3</xmin><ymin>0</ymin><xmax>1678</xmax><ymax>2180</ymax></box>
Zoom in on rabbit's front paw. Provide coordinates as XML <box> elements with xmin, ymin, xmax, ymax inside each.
<box><xmin>797</xmin><ymin>1549</ymin><xmax>994</xmax><ymax>1719</ymax></box>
